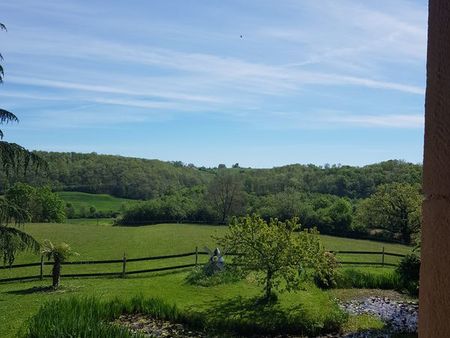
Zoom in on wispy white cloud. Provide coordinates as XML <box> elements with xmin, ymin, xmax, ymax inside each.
<box><xmin>263</xmin><ymin>0</ymin><xmax>426</xmax><ymax>77</ymax></box>
<box><xmin>321</xmin><ymin>114</ymin><xmax>424</xmax><ymax>129</ymax></box>
<box><xmin>7</xmin><ymin>76</ymin><xmax>222</xmax><ymax>103</ymax></box>
<box><xmin>0</xmin><ymin>0</ymin><xmax>427</xmax><ymax>133</ymax></box>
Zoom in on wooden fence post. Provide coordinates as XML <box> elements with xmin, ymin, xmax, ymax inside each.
<box><xmin>40</xmin><ymin>255</ymin><xmax>44</xmax><ymax>280</ymax></box>
<box><xmin>382</xmin><ymin>247</ymin><xmax>385</xmax><ymax>267</ymax></box>
<box><xmin>122</xmin><ymin>253</ymin><xmax>127</xmax><ymax>278</ymax></box>
<box><xmin>195</xmin><ymin>246</ymin><xmax>198</xmax><ymax>266</ymax></box>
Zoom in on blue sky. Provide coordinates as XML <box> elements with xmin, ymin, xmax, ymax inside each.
<box><xmin>0</xmin><ymin>0</ymin><xmax>427</xmax><ymax>168</ymax></box>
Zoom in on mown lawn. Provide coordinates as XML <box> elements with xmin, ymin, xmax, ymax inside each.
<box><xmin>8</xmin><ymin>222</ymin><xmax>412</xmax><ymax>262</ymax></box>
<box><xmin>0</xmin><ymin>222</ymin><xmax>414</xmax><ymax>337</ymax></box>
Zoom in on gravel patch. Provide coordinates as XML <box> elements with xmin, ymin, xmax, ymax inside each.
<box><xmin>340</xmin><ymin>297</ymin><xmax>418</xmax><ymax>334</ymax></box>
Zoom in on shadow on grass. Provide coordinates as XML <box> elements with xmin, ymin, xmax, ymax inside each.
<box><xmin>188</xmin><ymin>295</ymin><xmax>344</xmax><ymax>337</ymax></box>
<box><xmin>4</xmin><ymin>285</ymin><xmax>80</xmax><ymax>295</ymax></box>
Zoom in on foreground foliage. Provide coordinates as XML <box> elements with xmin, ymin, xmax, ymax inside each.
<box><xmin>335</xmin><ymin>268</ymin><xmax>402</xmax><ymax>290</ymax></box>
<box><xmin>23</xmin><ymin>293</ymin><xmax>347</xmax><ymax>338</ymax></box>
<box><xmin>185</xmin><ymin>265</ymin><xmax>242</xmax><ymax>287</ymax></box>
<box><xmin>0</xmin><ymin>22</ymin><xmax>43</xmax><ymax>267</ymax></box>
<box><xmin>0</xmin><ymin>197</ymin><xmax>40</xmax><ymax>266</ymax></box>
<box><xmin>396</xmin><ymin>253</ymin><xmax>420</xmax><ymax>296</ymax></box>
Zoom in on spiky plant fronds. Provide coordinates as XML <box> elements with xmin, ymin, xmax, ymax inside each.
<box><xmin>0</xmin><ymin>141</ymin><xmax>47</xmax><ymax>175</ymax></box>
<box><xmin>0</xmin><ymin>24</ymin><xmax>46</xmax><ymax>174</ymax></box>
<box><xmin>41</xmin><ymin>240</ymin><xmax>78</xmax><ymax>288</ymax></box>
<box><xmin>41</xmin><ymin>240</ymin><xmax>78</xmax><ymax>263</ymax></box>
<box><xmin>0</xmin><ymin>22</ymin><xmax>44</xmax><ymax>267</ymax></box>
<box><xmin>0</xmin><ymin>198</ymin><xmax>39</xmax><ymax>266</ymax></box>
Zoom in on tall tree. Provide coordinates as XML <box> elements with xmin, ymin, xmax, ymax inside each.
<box><xmin>0</xmin><ymin>23</ymin><xmax>41</xmax><ymax>265</ymax></box>
<box><xmin>207</xmin><ymin>170</ymin><xmax>245</xmax><ymax>223</ymax></box>
<box><xmin>354</xmin><ymin>183</ymin><xmax>422</xmax><ymax>244</ymax></box>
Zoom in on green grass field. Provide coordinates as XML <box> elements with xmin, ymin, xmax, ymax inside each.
<box><xmin>0</xmin><ymin>221</ymin><xmax>415</xmax><ymax>337</ymax></box>
<box><xmin>58</xmin><ymin>191</ymin><xmax>139</xmax><ymax>215</ymax></box>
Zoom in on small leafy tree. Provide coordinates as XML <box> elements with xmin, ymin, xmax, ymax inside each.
<box><xmin>219</xmin><ymin>215</ymin><xmax>324</xmax><ymax>301</ymax></box>
<box><xmin>207</xmin><ymin>170</ymin><xmax>245</xmax><ymax>223</ymax></box>
<box><xmin>41</xmin><ymin>240</ymin><xmax>78</xmax><ymax>289</ymax></box>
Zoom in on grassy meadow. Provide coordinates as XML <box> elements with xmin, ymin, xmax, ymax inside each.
<box><xmin>0</xmin><ymin>220</ymin><xmax>415</xmax><ymax>337</ymax></box>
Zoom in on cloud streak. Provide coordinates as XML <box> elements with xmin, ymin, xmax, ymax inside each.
<box><xmin>321</xmin><ymin>114</ymin><xmax>424</xmax><ymax>129</ymax></box>
<box><xmin>0</xmin><ymin>0</ymin><xmax>427</xmax><ymax>152</ymax></box>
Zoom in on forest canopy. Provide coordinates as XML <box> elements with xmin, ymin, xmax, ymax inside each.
<box><xmin>1</xmin><ymin>152</ymin><xmax>422</xmax><ymax>244</ymax></box>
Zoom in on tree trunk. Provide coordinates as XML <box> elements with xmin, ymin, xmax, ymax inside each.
<box><xmin>265</xmin><ymin>270</ymin><xmax>273</xmax><ymax>301</ymax></box>
<box><xmin>52</xmin><ymin>258</ymin><xmax>61</xmax><ymax>289</ymax></box>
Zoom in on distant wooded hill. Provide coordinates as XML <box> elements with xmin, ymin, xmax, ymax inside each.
<box><xmin>1</xmin><ymin>151</ymin><xmax>422</xmax><ymax>201</ymax></box>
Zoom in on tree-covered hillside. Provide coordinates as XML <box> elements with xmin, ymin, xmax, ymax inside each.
<box><xmin>239</xmin><ymin>161</ymin><xmax>421</xmax><ymax>199</ymax></box>
<box><xmin>1</xmin><ymin>152</ymin><xmax>421</xmax><ymax>201</ymax></box>
<box><xmin>2</xmin><ymin>152</ymin><xmax>212</xmax><ymax>199</ymax></box>
<box><xmin>0</xmin><ymin>152</ymin><xmax>423</xmax><ymax>243</ymax></box>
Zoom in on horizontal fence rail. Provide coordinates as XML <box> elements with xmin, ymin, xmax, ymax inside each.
<box><xmin>0</xmin><ymin>247</ymin><xmax>406</xmax><ymax>283</ymax></box>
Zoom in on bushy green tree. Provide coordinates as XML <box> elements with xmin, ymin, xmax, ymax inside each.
<box><xmin>251</xmin><ymin>191</ymin><xmax>353</xmax><ymax>234</ymax></box>
<box><xmin>5</xmin><ymin>183</ymin><xmax>66</xmax><ymax>223</ymax></box>
<box><xmin>396</xmin><ymin>253</ymin><xmax>420</xmax><ymax>295</ymax></box>
<box><xmin>35</xmin><ymin>186</ymin><xmax>66</xmax><ymax>222</ymax></box>
<box><xmin>354</xmin><ymin>183</ymin><xmax>422</xmax><ymax>244</ymax></box>
<box><xmin>219</xmin><ymin>215</ymin><xmax>324</xmax><ymax>301</ymax></box>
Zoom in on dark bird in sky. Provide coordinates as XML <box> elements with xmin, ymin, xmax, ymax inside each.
<box><xmin>240</xmin><ymin>35</ymin><xmax>243</xmax><ymax>38</ymax></box>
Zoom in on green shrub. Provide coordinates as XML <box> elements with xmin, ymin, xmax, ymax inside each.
<box><xmin>396</xmin><ymin>253</ymin><xmax>420</xmax><ymax>296</ymax></box>
<box><xmin>22</xmin><ymin>297</ymin><xmax>140</xmax><ymax>338</ymax></box>
<box><xmin>22</xmin><ymin>296</ymin><xmax>205</xmax><ymax>338</ymax></box>
<box><xmin>314</xmin><ymin>251</ymin><xmax>339</xmax><ymax>289</ymax></box>
<box><xmin>335</xmin><ymin>268</ymin><xmax>401</xmax><ymax>289</ymax></box>
<box><xmin>185</xmin><ymin>265</ymin><xmax>242</xmax><ymax>286</ymax></box>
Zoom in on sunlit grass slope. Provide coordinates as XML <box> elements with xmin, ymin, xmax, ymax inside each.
<box><xmin>58</xmin><ymin>191</ymin><xmax>139</xmax><ymax>214</ymax></box>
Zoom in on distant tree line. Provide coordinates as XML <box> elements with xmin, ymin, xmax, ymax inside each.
<box><xmin>117</xmin><ymin>170</ymin><xmax>422</xmax><ymax>244</ymax></box>
<box><xmin>1</xmin><ymin>152</ymin><xmax>211</xmax><ymax>200</ymax></box>
<box><xmin>2</xmin><ymin>152</ymin><xmax>421</xmax><ymax>201</ymax></box>
<box><xmin>1</xmin><ymin>152</ymin><xmax>423</xmax><ymax>244</ymax></box>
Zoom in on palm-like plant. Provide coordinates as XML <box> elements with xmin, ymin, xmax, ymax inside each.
<box><xmin>0</xmin><ymin>22</ymin><xmax>44</xmax><ymax>266</ymax></box>
<box><xmin>41</xmin><ymin>240</ymin><xmax>78</xmax><ymax>289</ymax></box>
<box><xmin>0</xmin><ymin>23</ymin><xmax>43</xmax><ymax>173</ymax></box>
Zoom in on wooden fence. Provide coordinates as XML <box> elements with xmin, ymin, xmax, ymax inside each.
<box><xmin>0</xmin><ymin>247</ymin><xmax>405</xmax><ymax>283</ymax></box>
